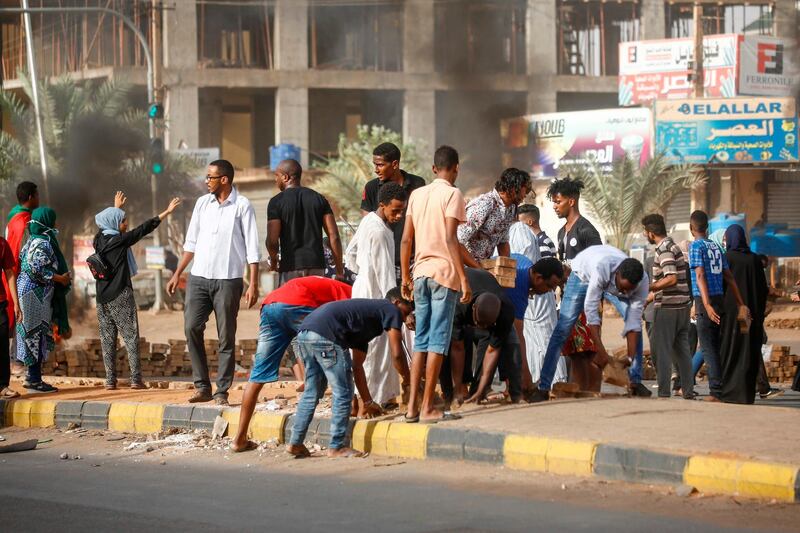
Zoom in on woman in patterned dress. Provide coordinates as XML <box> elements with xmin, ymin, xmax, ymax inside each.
<box><xmin>16</xmin><ymin>207</ymin><xmax>72</xmax><ymax>393</ymax></box>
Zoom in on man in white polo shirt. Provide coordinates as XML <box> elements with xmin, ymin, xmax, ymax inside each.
<box><xmin>168</xmin><ymin>159</ymin><xmax>261</xmax><ymax>406</ymax></box>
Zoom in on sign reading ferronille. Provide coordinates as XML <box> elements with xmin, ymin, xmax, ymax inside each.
<box><xmin>655</xmin><ymin>97</ymin><xmax>798</xmax><ymax>164</ymax></box>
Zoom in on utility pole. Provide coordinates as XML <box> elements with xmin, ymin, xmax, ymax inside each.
<box><xmin>692</xmin><ymin>1</ymin><xmax>704</xmax><ymax>98</ymax></box>
<box><xmin>150</xmin><ymin>0</ymin><xmax>165</xmax><ymax>312</ymax></box>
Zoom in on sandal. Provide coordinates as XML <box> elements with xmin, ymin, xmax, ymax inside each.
<box><xmin>403</xmin><ymin>414</ymin><xmax>419</xmax><ymax>423</ymax></box>
<box><xmin>230</xmin><ymin>440</ymin><xmax>258</xmax><ymax>453</ymax></box>
<box><xmin>0</xmin><ymin>387</ymin><xmax>20</xmax><ymax>399</ymax></box>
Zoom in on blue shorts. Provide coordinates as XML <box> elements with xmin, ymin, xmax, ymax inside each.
<box><xmin>412</xmin><ymin>277</ymin><xmax>458</xmax><ymax>355</ymax></box>
<box><xmin>249</xmin><ymin>303</ymin><xmax>314</xmax><ymax>383</ymax></box>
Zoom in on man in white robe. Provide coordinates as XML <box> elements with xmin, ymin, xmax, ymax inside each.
<box><xmin>345</xmin><ymin>182</ymin><xmax>409</xmax><ymax>408</ymax></box>
<box><xmin>509</xmin><ymin>208</ymin><xmax>567</xmax><ymax>386</ymax></box>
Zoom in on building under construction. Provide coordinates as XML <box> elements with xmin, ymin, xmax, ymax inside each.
<box><xmin>0</xmin><ymin>0</ymin><xmax>797</xmax><ymax>189</ymax></box>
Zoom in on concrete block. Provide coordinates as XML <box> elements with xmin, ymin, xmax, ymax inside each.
<box><xmin>190</xmin><ymin>407</ymin><xmax>223</xmax><ymax>430</ymax></box>
<box><xmin>5</xmin><ymin>399</ymin><xmax>33</xmax><ymax>428</ymax></box>
<box><xmin>545</xmin><ymin>438</ymin><xmax>596</xmax><ymax>477</ymax></box>
<box><xmin>29</xmin><ymin>400</ymin><xmax>57</xmax><ymax>428</ymax></box>
<box><xmin>426</xmin><ymin>427</ymin><xmax>466</xmax><ymax>460</ymax></box>
<box><xmin>250</xmin><ymin>412</ymin><xmax>287</xmax><ymax>442</ymax></box>
<box><xmin>108</xmin><ymin>402</ymin><xmax>138</xmax><ymax>433</ymax></box>
<box><xmin>503</xmin><ymin>434</ymin><xmax>549</xmax><ymax>472</ymax></box>
<box><xmin>594</xmin><ymin>445</ymin><xmax>688</xmax><ymax>485</ymax></box>
<box><xmin>221</xmin><ymin>408</ymin><xmax>242</xmax><ymax>438</ymax></box>
<box><xmin>0</xmin><ymin>399</ymin><xmax>6</xmax><ymax>427</ymax></box>
<box><xmin>81</xmin><ymin>401</ymin><xmax>111</xmax><ymax>430</ymax></box>
<box><xmin>162</xmin><ymin>405</ymin><xmax>194</xmax><ymax>429</ymax></box>
<box><xmin>55</xmin><ymin>401</ymin><xmax>85</xmax><ymax>428</ymax></box>
<box><xmin>282</xmin><ymin>414</ymin><xmax>295</xmax><ymax>444</ymax></box>
<box><xmin>385</xmin><ymin>422</ymin><xmax>429</xmax><ymax>459</ymax></box>
<box><xmin>134</xmin><ymin>404</ymin><xmax>165</xmax><ymax>434</ymax></box>
<box><xmin>464</xmin><ymin>430</ymin><xmax>505</xmax><ymax>464</ymax></box>
<box><xmin>351</xmin><ymin>420</ymin><xmax>384</xmax><ymax>453</ymax></box>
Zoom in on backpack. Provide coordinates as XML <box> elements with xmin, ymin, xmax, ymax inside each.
<box><xmin>87</xmin><ymin>238</ymin><xmax>114</xmax><ymax>281</ymax></box>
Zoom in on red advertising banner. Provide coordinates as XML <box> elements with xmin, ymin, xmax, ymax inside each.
<box><xmin>619</xmin><ymin>35</ymin><xmax>739</xmax><ymax>106</ymax></box>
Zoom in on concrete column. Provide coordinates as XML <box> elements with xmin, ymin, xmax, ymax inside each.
<box><xmin>641</xmin><ymin>0</ymin><xmax>666</xmax><ymax>41</ymax></box>
<box><xmin>403</xmin><ymin>90</ymin><xmax>436</xmax><ymax>155</ymax></box>
<box><xmin>163</xmin><ymin>0</ymin><xmax>199</xmax><ymax>149</ymax></box>
<box><xmin>275</xmin><ymin>88</ymin><xmax>309</xmax><ymax>168</ymax></box>
<box><xmin>275</xmin><ymin>0</ymin><xmax>308</xmax><ymax>70</ymax></box>
<box><xmin>774</xmin><ymin>0</ymin><xmax>798</xmax><ymax>42</ymax></box>
<box><xmin>403</xmin><ymin>0</ymin><xmax>434</xmax><ymax>74</ymax></box>
<box><xmin>526</xmin><ymin>0</ymin><xmax>557</xmax><ymax>113</ymax></box>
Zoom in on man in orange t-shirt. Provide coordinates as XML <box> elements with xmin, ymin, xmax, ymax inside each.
<box><xmin>400</xmin><ymin>145</ymin><xmax>471</xmax><ymax>424</ymax></box>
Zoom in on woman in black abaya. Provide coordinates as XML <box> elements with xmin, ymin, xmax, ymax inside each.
<box><xmin>719</xmin><ymin>225</ymin><xmax>767</xmax><ymax>404</ymax></box>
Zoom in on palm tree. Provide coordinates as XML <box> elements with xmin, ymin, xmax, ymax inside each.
<box><xmin>0</xmin><ymin>73</ymin><xmax>200</xmax><ymax>257</ymax></box>
<box><xmin>561</xmin><ymin>153</ymin><xmax>706</xmax><ymax>250</ymax></box>
<box><xmin>311</xmin><ymin>124</ymin><xmax>430</xmax><ymax>219</ymax></box>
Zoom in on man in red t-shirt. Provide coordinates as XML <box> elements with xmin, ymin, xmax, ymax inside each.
<box><xmin>0</xmin><ymin>236</ymin><xmax>22</xmax><ymax>398</ymax></box>
<box><xmin>3</xmin><ymin>182</ymin><xmax>38</xmax><ymax>331</ymax></box>
<box><xmin>231</xmin><ymin>276</ymin><xmax>351</xmax><ymax>452</ymax></box>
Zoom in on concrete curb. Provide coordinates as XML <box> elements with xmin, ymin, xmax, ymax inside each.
<box><xmin>2</xmin><ymin>397</ymin><xmax>798</xmax><ymax>503</ymax></box>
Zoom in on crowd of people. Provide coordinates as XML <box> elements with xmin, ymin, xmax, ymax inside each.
<box><xmin>0</xmin><ymin>141</ymin><xmax>795</xmax><ymax>458</ymax></box>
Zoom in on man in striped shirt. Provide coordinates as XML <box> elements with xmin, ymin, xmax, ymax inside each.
<box><xmin>517</xmin><ymin>204</ymin><xmax>557</xmax><ymax>259</ymax></box>
<box><xmin>642</xmin><ymin>214</ymin><xmax>694</xmax><ymax>399</ymax></box>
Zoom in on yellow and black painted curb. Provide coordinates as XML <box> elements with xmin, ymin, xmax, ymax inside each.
<box><xmin>3</xmin><ymin>397</ymin><xmax>798</xmax><ymax>503</ymax></box>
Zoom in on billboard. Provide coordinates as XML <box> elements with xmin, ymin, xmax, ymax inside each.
<box><xmin>655</xmin><ymin>97</ymin><xmax>798</xmax><ymax>164</ymax></box>
<box><xmin>619</xmin><ymin>35</ymin><xmax>739</xmax><ymax>106</ymax></box>
<box><xmin>501</xmin><ymin>108</ymin><xmax>652</xmax><ymax>178</ymax></box>
<box><xmin>739</xmin><ymin>36</ymin><xmax>799</xmax><ymax>97</ymax></box>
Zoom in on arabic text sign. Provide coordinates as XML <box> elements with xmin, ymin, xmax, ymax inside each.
<box><xmin>739</xmin><ymin>36</ymin><xmax>799</xmax><ymax>97</ymax></box>
<box><xmin>173</xmin><ymin>148</ymin><xmax>220</xmax><ymax>180</ymax></box>
<box><xmin>619</xmin><ymin>35</ymin><xmax>738</xmax><ymax>106</ymax></box>
<box><xmin>501</xmin><ymin>108</ymin><xmax>652</xmax><ymax>178</ymax></box>
<box><xmin>655</xmin><ymin>97</ymin><xmax>798</xmax><ymax>164</ymax></box>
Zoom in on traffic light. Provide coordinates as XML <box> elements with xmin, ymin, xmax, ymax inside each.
<box><xmin>150</xmin><ymin>138</ymin><xmax>164</xmax><ymax>175</ymax></box>
<box><xmin>148</xmin><ymin>102</ymin><xmax>164</xmax><ymax>120</ymax></box>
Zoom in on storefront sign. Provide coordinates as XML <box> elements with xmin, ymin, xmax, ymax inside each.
<box><xmin>655</xmin><ymin>97</ymin><xmax>798</xmax><ymax>164</ymax></box>
<box><xmin>145</xmin><ymin>246</ymin><xmax>166</xmax><ymax>270</ymax></box>
<box><xmin>739</xmin><ymin>36</ymin><xmax>798</xmax><ymax>97</ymax></box>
<box><xmin>619</xmin><ymin>35</ymin><xmax>738</xmax><ymax>106</ymax></box>
<box><xmin>501</xmin><ymin>108</ymin><xmax>652</xmax><ymax>178</ymax></box>
<box><xmin>173</xmin><ymin>147</ymin><xmax>220</xmax><ymax>180</ymax></box>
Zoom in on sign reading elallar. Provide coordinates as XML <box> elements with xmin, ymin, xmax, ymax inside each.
<box><xmin>655</xmin><ymin>97</ymin><xmax>798</xmax><ymax>164</ymax></box>
<box><xmin>739</xmin><ymin>36</ymin><xmax>798</xmax><ymax>97</ymax></box>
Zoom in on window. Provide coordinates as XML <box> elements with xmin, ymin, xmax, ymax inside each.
<box><xmin>197</xmin><ymin>0</ymin><xmax>274</xmax><ymax>69</ymax></box>
<box><xmin>666</xmin><ymin>3</ymin><xmax>774</xmax><ymax>38</ymax></box>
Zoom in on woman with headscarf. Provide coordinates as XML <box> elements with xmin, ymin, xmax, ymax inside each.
<box><xmin>94</xmin><ymin>192</ymin><xmax>180</xmax><ymax>390</ymax></box>
<box><xmin>16</xmin><ymin>207</ymin><xmax>71</xmax><ymax>393</ymax></box>
<box><xmin>718</xmin><ymin>224</ymin><xmax>767</xmax><ymax>404</ymax></box>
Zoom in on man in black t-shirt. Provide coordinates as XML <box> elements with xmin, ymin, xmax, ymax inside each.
<box><xmin>445</xmin><ymin>268</ymin><xmax>520</xmax><ymax>405</ymax></box>
<box><xmin>360</xmin><ymin>142</ymin><xmax>426</xmax><ymax>279</ymax></box>
<box><xmin>287</xmin><ymin>288</ymin><xmax>414</xmax><ymax>458</ymax></box>
<box><xmin>547</xmin><ymin>177</ymin><xmax>602</xmax><ymax>263</ymax></box>
<box><xmin>267</xmin><ymin>159</ymin><xmax>344</xmax><ymax>285</ymax></box>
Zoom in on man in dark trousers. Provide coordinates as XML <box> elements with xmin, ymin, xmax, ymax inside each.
<box><xmin>547</xmin><ymin>176</ymin><xmax>650</xmax><ymax>397</ymax></box>
<box><xmin>360</xmin><ymin>142</ymin><xmax>426</xmax><ymax>282</ymax></box>
<box><xmin>267</xmin><ymin>159</ymin><xmax>345</xmax><ymax>285</ymax></box>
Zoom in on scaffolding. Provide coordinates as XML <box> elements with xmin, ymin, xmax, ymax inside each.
<box><xmin>666</xmin><ymin>2</ymin><xmax>775</xmax><ymax>38</ymax></box>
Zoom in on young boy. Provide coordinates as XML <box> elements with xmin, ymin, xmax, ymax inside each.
<box><xmin>400</xmin><ymin>145</ymin><xmax>471</xmax><ymax>423</ymax></box>
<box><xmin>688</xmin><ymin>210</ymin><xmax>748</xmax><ymax>401</ymax></box>
<box><xmin>287</xmin><ymin>289</ymin><xmax>413</xmax><ymax>458</ymax></box>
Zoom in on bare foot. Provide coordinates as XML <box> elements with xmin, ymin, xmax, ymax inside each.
<box><xmin>286</xmin><ymin>444</ymin><xmax>312</xmax><ymax>458</ymax></box>
<box><xmin>419</xmin><ymin>408</ymin><xmax>444</xmax><ymax>423</ymax></box>
<box><xmin>327</xmin><ymin>447</ymin><xmax>364</xmax><ymax>458</ymax></box>
<box><xmin>230</xmin><ymin>440</ymin><xmax>257</xmax><ymax>453</ymax></box>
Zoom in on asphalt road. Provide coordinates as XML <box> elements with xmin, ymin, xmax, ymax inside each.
<box><xmin>1</xmin><ymin>429</ymin><xmax>795</xmax><ymax>533</ymax></box>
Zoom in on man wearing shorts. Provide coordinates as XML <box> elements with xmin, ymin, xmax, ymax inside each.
<box><xmin>231</xmin><ymin>276</ymin><xmax>351</xmax><ymax>452</ymax></box>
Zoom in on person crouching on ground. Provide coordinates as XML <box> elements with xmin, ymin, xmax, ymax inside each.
<box><xmin>231</xmin><ymin>276</ymin><xmax>352</xmax><ymax>453</ymax></box>
<box><xmin>287</xmin><ymin>288</ymin><xmax>413</xmax><ymax>458</ymax></box>
<box><xmin>94</xmin><ymin>192</ymin><xmax>181</xmax><ymax>390</ymax></box>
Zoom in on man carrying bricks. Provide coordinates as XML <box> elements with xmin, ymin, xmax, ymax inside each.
<box><xmin>287</xmin><ymin>288</ymin><xmax>413</xmax><ymax>458</ymax></box>
<box><xmin>231</xmin><ymin>276</ymin><xmax>352</xmax><ymax>452</ymax></box>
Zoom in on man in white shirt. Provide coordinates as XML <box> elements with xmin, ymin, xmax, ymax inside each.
<box><xmin>167</xmin><ymin>159</ymin><xmax>261</xmax><ymax>405</ymax></box>
<box><xmin>529</xmin><ymin>245</ymin><xmax>649</xmax><ymax>402</ymax></box>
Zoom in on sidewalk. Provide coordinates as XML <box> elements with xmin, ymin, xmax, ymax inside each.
<box><xmin>2</xmin><ymin>382</ymin><xmax>798</xmax><ymax>503</ymax></box>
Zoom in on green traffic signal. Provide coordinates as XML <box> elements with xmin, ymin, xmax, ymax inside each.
<box><xmin>148</xmin><ymin>102</ymin><xmax>164</xmax><ymax>119</ymax></box>
<box><xmin>150</xmin><ymin>138</ymin><xmax>164</xmax><ymax>174</ymax></box>
<box><xmin>152</xmin><ymin>162</ymin><xmax>163</xmax><ymax>174</ymax></box>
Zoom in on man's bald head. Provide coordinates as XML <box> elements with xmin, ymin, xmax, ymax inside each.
<box><xmin>277</xmin><ymin>159</ymin><xmax>302</xmax><ymax>181</ymax></box>
<box><xmin>473</xmin><ymin>293</ymin><xmax>501</xmax><ymax>330</ymax></box>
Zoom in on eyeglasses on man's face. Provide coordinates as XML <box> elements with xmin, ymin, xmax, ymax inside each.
<box><xmin>205</xmin><ymin>175</ymin><xmax>222</xmax><ymax>182</ymax></box>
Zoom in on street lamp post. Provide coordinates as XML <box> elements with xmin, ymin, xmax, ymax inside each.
<box><xmin>1</xmin><ymin>5</ymin><xmax>165</xmax><ymax>310</ymax></box>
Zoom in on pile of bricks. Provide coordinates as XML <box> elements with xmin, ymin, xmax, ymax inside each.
<box><xmin>765</xmin><ymin>345</ymin><xmax>799</xmax><ymax>383</ymax></box>
<box><xmin>45</xmin><ymin>336</ymin><xmax>260</xmax><ymax>378</ymax></box>
<box><xmin>480</xmin><ymin>257</ymin><xmax>517</xmax><ymax>288</ymax></box>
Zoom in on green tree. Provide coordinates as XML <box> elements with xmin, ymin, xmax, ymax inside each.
<box><xmin>0</xmin><ymin>73</ymin><xmax>200</xmax><ymax>257</ymax></box>
<box><xmin>311</xmin><ymin>125</ymin><xmax>431</xmax><ymax>218</ymax></box>
<box><xmin>561</xmin><ymin>153</ymin><xmax>706</xmax><ymax>250</ymax></box>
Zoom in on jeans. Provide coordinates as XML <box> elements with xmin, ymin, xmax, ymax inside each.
<box><xmin>692</xmin><ymin>350</ymin><xmax>704</xmax><ymax>377</ymax></box>
<box><xmin>27</xmin><ymin>360</ymin><xmax>42</xmax><ymax>383</ymax></box>
<box><xmin>695</xmin><ymin>295</ymin><xmax>724</xmax><ymax>398</ymax></box>
<box><xmin>250</xmin><ymin>303</ymin><xmax>314</xmax><ymax>383</ymax></box>
<box><xmin>413</xmin><ymin>277</ymin><xmax>458</xmax><ymax>355</ymax></box>
<box><xmin>603</xmin><ymin>293</ymin><xmax>644</xmax><ymax>384</ymax></box>
<box><xmin>538</xmin><ymin>274</ymin><xmax>589</xmax><ymax>391</ymax></box>
<box><xmin>290</xmin><ymin>331</ymin><xmax>353</xmax><ymax>450</ymax></box>
<box><xmin>184</xmin><ymin>275</ymin><xmax>243</xmax><ymax>398</ymax></box>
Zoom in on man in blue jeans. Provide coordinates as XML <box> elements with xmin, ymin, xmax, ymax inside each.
<box><xmin>231</xmin><ymin>276</ymin><xmax>352</xmax><ymax>452</ymax></box>
<box><xmin>529</xmin><ymin>245</ymin><xmax>649</xmax><ymax>402</ymax></box>
<box><xmin>688</xmin><ymin>211</ymin><xmax>747</xmax><ymax>401</ymax></box>
<box><xmin>287</xmin><ymin>288</ymin><xmax>413</xmax><ymax>458</ymax></box>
